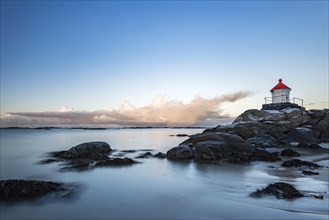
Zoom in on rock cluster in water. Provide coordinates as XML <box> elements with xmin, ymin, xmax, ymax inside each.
<box><xmin>42</xmin><ymin>141</ymin><xmax>138</xmax><ymax>170</ymax></box>
<box><xmin>166</xmin><ymin>108</ymin><xmax>329</xmax><ymax>163</ymax></box>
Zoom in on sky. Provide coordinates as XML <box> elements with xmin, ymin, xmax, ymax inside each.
<box><xmin>0</xmin><ymin>1</ymin><xmax>328</xmax><ymax>127</ymax></box>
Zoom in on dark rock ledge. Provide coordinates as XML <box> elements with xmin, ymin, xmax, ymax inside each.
<box><xmin>0</xmin><ymin>180</ymin><xmax>76</xmax><ymax>202</ymax></box>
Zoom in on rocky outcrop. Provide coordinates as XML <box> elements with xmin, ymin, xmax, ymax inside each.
<box><xmin>0</xmin><ymin>180</ymin><xmax>75</xmax><ymax>202</ymax></box>
<box><xmin>167</xmin><ymin>107</ymin><xmax>328</xmax><ymax>164</ymax></box>
<box><xmin>167</xmin><ymin>132</ymin><xmax>280</xmax><ymax>162</ymax></box>
<box><xmin>250</xmin><ymin>182</ymin><xmax>303</xmax><ymax>200</ymax></box>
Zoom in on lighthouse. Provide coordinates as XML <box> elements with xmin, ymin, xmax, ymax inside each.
<box><xmin>270</xmin><ymin>79</ymin><xmax>291</xmax><ymax>103</ymax></box>
<box><xmin>262</xmin><ymin>79</ymin><xmax>303</xmax><ymax>110</ymax></box>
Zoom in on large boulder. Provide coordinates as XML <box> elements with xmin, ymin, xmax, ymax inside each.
<box><xmin>59</xmin><ymin>141</ymin><xmax>112</xmax><ymax>160</ymax></box>
<box><xmin>166</xmin><ymin>144</ymin><xmax>193</xmax><ymax>160</ymax></box>
<box><xmin>283</xmin><ymin>108</ymin><xmax>309</xmax><ymax>127</ymax></box>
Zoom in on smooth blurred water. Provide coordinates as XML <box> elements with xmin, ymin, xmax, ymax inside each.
<box><xmin>0</xmin><ymin>128</ymin><xmax>328</xmax><ymax>219</ymax></box>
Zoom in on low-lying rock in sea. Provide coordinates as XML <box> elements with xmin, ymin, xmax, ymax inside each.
<box><xmin>95</xmin><ymin>158</ymin><xmax>137</xmax><ymax>167</ymax></box>
<box><xmin>301</xmin><ymin>169</ymin><xmax>319</xmax><ymax>175</ymax></box>
<box><xmin>0</xmin><ymin>180</ymin><xmax>75</xmax><ymax>202</ymax></box>
<box><xmin>153</xmin><ymin>152</ymin><xmax>166</xmax><ymax>159</ymax></box>
<box><xmin>281</xmin><ymin>159</ymin><xmax>320</xmax><ymax>168</ymax></box>
<box><xmin>136</xmin><ymin>152</ymin><xmax>153</xmax><ymax>159</ymax></box>
<box><xmin>166</xmin><ymin>132</ymin><xmax>281</xmax><ymax>162</ymax></box>
<box><xmin>250</xmin><ymin>182</ymin><xmax>303</xmax><ymax>200</ymax></box>
<box><xmin>280</xmin><ymin>149</ymin><xmax>300</xmax><ymax>157</ymax></box>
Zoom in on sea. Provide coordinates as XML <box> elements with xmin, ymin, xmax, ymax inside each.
<box><xmin>0</xmin><ymin>128</ymin><xmax>328</xmax><ymax>219</ymax></box>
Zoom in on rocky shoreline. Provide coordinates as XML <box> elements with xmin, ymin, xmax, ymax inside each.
<box><xmin>1</xmin><ymin>107</ymin><xmax>328</xmax><ymax>202</ymax></box>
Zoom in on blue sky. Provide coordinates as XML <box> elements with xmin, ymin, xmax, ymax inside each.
<box><xmin>0</xmin><ymin>1</ymin><xmax>328</xmax><ymax>127</ymax></box>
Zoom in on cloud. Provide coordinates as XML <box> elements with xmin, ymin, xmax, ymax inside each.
<box><xmin>0</xmin><ymin>91</ymin><xmax>253</xmax><ymax>127</ymax></box>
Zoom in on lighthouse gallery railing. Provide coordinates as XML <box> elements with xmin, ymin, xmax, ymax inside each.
<box><xmin>264</xmin><ymin>95</ymin><xmax>303</xmax><ymax>107</ymax></box>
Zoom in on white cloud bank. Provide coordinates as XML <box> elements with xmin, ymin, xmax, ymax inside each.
<box><xmin>0</xmin><ymin>92</ymin><xmax>252</xmax><ymax>127</ymax></box>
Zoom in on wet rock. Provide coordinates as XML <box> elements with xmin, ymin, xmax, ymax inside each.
<box><xmin>281</xmin><ymin>159</ymin><xmax>320</xmax><ymax>168</ymax></box>
<box><xmin>167</xmin><ymin>144</ymin><xmax>193</xmax><ymax>160</ymax></box>
<box><xmin>250</xmin><ymin>182</ymin><xmax>303</xmax><ymax>200</ymax></box>
<box><xmin>121</xmin><ymin>150</ymin><xmax>137</xmax><ymax>153</ymax></box>
<box><xmin>252</xmin><ymin>149</ymin><xmax>281</xmax><ymax>162</ymax></box>
<box><xmin>153</xmin><ymin>152</ymin><xmax>166</xmax><ymax>159</ymax></box>
<box><xmin>0</xmin><ymin>180</ymin><xmax>73</xmax><ymax>202</ymax></box>
<box><xmin>280</xmin><ymin>149</ymin><xmax>300</xmax><ymax>157</ymax></box>
<box><xmin>136</xmin><ymin>152</ymin><xmax>153</xmax><ymax>159</ymax></box>
<box><xmin>192</xmin><ymin>143</ymin><xmax>216</xmax><ymax>161</ymax></box>
<box><xmin>176</xmin><ymin>134</ymin><xmax>189</xmax><ymax>137</ymax></box>
<box><xmin>95</xmin><ymin>158</ymin><xmax>137</xmax><ymax>167</ymax></box>
<box><xmin>57</xmin><ymin>141</ymin><xmax>112</xmax><ymax>160</ymax></box>
<box><xmin>313</xmin><ymin>194</ymin><xmax>324</xmax><ymax>200</ymax></box>
<box><xmin>301</xmin><ymin>169</ymin><xmax>319</xmax><ymax>175</ymax></box>
<box><xmin>297</xmin><ymin>143</ymin><xmax>321</xmax><ymax>149</ymax></box>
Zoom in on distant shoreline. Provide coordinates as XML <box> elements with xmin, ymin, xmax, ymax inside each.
<box><xmin>0</xmin><ymin>126</ymin><xmax>208</xmax><ymax>130</ymax></box>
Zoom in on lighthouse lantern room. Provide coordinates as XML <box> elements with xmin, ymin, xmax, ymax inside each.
<box><xmin>270</xmin><ymin>78</ymin><xmax>291</xmax><ymax>103</ymax></box>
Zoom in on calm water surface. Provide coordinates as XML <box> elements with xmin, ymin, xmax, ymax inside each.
<box><xmin>0</xmin><ymin>129</ymin><xmax>328</xmax><ymax>219</ymax></box>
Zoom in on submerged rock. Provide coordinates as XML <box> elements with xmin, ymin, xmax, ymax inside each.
<box><xmin>250</xmin><ymin>182</ymin><xmax>303</xmax><ymax>200</ymax></box>
<box><xmin>301</xmin><ymin>169</ymin><xmax>319</xmax><ymax>175</ymax></box>
<box><xmin>153</xmin><ymin>152</ymin><xmax>166</xmax><ymax>159</ymax></box>
<box><xmin>0</xmin><ymin>180</ymin><xmax>74</xmax><ymax>202</ymax></box>
<box><xmin>95</xmin><ymin>158</ymin><xmax>137</xmax><ymax>167</ymax></box>
<box><xmin>281</xmin><ymin>159</ymin><xmax>320</xmax><ymax>168</ymax></box>
<box><xmin>136</xmin><ymin>152</ymin><xmax>153</xmax><ymax>159</ymax></box>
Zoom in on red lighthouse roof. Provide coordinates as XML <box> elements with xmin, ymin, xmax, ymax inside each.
<box><xmin>270</xmin><ymin>79</ymin><xmax>291</xmax><ymax>92</ymax></box>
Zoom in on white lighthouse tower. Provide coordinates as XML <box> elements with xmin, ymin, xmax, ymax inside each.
<box><xmin>270</xmin><ymin>78</ymin><xmax>291</xmax><ymax>103</ymax></box>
